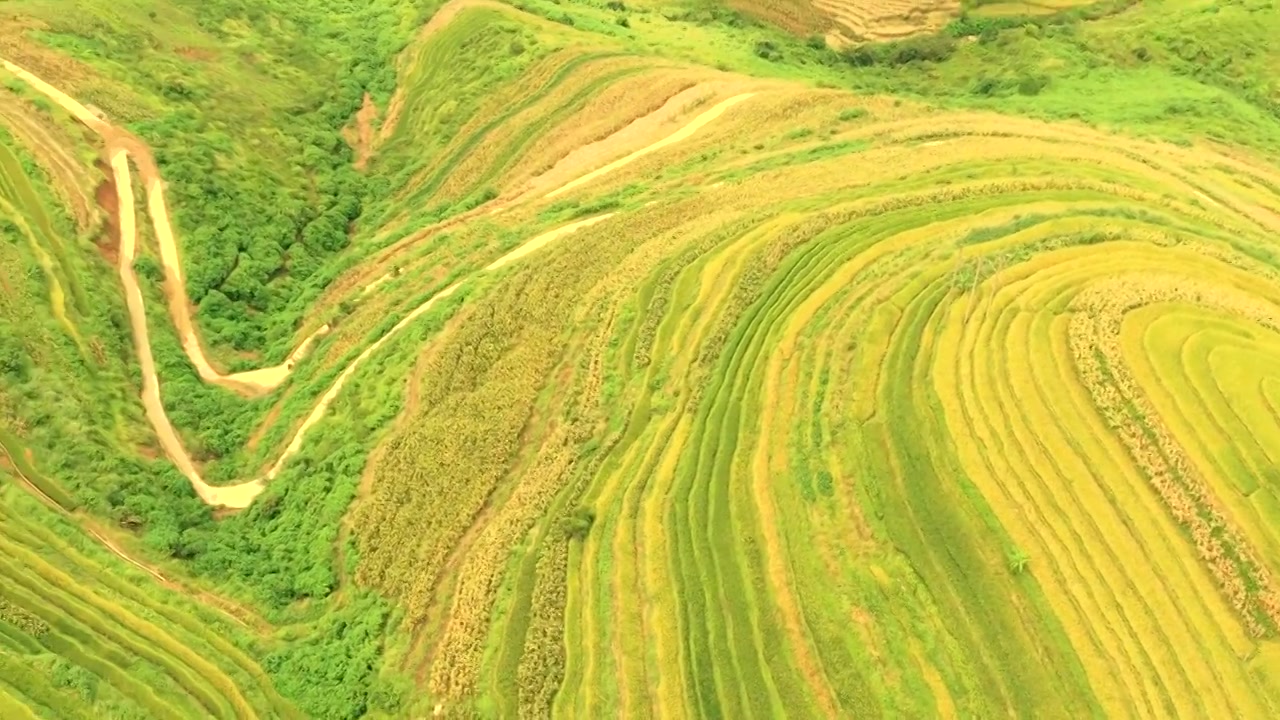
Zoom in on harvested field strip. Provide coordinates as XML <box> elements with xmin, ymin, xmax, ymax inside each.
<box><xmin>402</xmin><ymin>49</ymin><xmax>628</xmax><ymax>206</ymax></box>
<box><xmin>546</xmin><ymin>92</ymin><xmax>757</xmax><ymax>200</ymax></box>
<box><xmin>0</xmin><ymin>139</ymin><xmax>82</xmax><ymax>288</ymax></box>
<box><xmin>0</xmin><ymin>644</ymin><xmax>101</xmax><ymax>717</ymax></box>
<box><xmin>442</xmin><ymin>57</ymin><xmax>660</xmax><ymax>199</ymax></box>
<box><xmin>0</xmin><ymin>573</ymin><xmax>189</xmax><ymax>719</ymax></box>
<box><xmin>1070</xmin><ymin>272</ymin><xmax>1280</xmax><ymax>637</ymax></box>
<box><xmin>811</xmin><ymin>0</ymin><xmax>960</xmax><ymax>40</ymax></box>
<box><xmin>1122</xmin><ymin>306</ymin><xmax>1280</xmax><ymax>568</ymax></box>
<box><xmin>940</xmin><ymin>249</ymin><xmax>1251</xmax><ymax>717</ymax></box>
<box><xmin>591</xmin><ymin>216</ymin><xmax>786</xmax><ymax>717</ymax></box>
<box><xmin>0</xmin><ymin>94</ymin><xmax>93</xmax><ymax>229</ymax></box>
<box><xmin>507</xmin><ymin>71</ymin><xmax>704</xmax><ymax>191</ymax></box>
<box><xmin>0</xmin><ymin>166</ymin><xmax>83</xmax><ymax>345</ymax></box>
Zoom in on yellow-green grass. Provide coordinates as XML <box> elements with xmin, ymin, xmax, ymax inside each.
<box><xmin>344</xmin><ymin>73</ymin><xmax>1280</xmax><ymax>716</ymax></box>
<box><xmin>370</xmin><ymin>5</ymin><xmax>555</xmax><ymax>224</ymax></box>
<box><xmin>937</xmin><ymin>244</ymin><xmax>1270</xmax><ymax>717</ymax></box>
<box><xmin>0</xmin><ymin>134</ymin><xmax>88</xmax><ymax>347</ymax></box>
<box><xmin>0</xmin><ymin>494</ymin><xmax>299</xmax><ymax>719</ymax></box>
<box><xmin>972</xmin><ymin>0</ymin><xmax>1096</xmax><ymax>17</ymax></box>
<box><xmin>364</xmin><ymin>3</ymin><xmax>723</xmax><ymax>241</ymax></box>
<box><xmin>1121</xmin><ymin>304</ymin><xmax>1280</xmax><ymax>574</ymax></box>
<box><xmin>6</xmin><ymin>1</ymin><xmax>1280</xmax><ymax>716</ymax></box>
<box><xmin>0</xmin><ymin>92</ymin><xmax>96</xmax><ymax>232</ymax></box>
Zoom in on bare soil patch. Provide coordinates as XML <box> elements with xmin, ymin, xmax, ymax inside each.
<box><xmin>347</xmin><ymin>93</ymin><xmax>378</xmax><ymax>170</ymax></box>
<box><xmin>174</xmin><ymin>47</ymin><xmax>217</xmax><ymax>62</ymax></box>
<box><xmin>94</xmin><ymin>157</ymin><xmax>120</xmax><ymax>264</ymax></box>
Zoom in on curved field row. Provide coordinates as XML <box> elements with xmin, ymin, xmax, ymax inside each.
<box><xmin>812</xmin><ymin>0</ymin><xmax>959</xmax><ymax>41</ymax></box>
<box><xmin>6</xmin><ymin>3</ymin><xmax>1280</xmax><ymax>717</ymax></box>
<box><xmin>351</xmin><ymin>77</ymin><xmax>1280</xmax><ymax>717</ymax></box>
<box><xmin>725</xmin><ymin>0</ymin><xmax>832</xmax><ymax>37</ymax></box>
<box><xmin>0</xmin><ymin>497</ymin><xmax>299</xmax><ymax>719</ymax></box>
<box><xmin>0</xmin><ymin>31</ymin><xmax>753</xmax><ymax>511</ymax></box>
<box><xmin>0</xmin><ymin>92</ymin><xmax>96</xmax><ymax>232</ymax></box>
<box><xmin>973</xmin><ymin>0</ymin><xmax>1097</xmax><ymax>18</ymax></box>
<box><xmin>0</xmin><ymin>133</ymin><xmax>89</xmax><ymax>348</ymax></box>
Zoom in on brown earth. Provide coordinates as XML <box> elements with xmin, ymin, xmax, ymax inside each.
<box><xmin>174</xmin><ymin>47</ymin><xmax>217</xmax><ymax>62</ymax></box>
<box><xmin>93</xmin><ymin>157</ymin><xmax>120</xmax><ymax>264</ymax></box>
<box><xmin>0</xmin><ymin>17</ymin><xmax>755</xmax><ymax>510</ymax></box>
<box><xmin>347</xmin><ymin>92</ymin><xmax>378</xmax><ymax>170</ymax></box>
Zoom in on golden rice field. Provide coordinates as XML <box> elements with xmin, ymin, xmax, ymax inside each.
<box><xmin>1</xmin><ymin>0</ymin><xmax>1279</xmax><ymax>717</ymax></box>
<box><xmin>726</xmin><ymin>0</ymin><xmax>961</xmax><ymax>42</ymax></box>
<box><xmin>341</xmin><ymin>10</ymin><xmax>1280</xmax><ymax>713</ymax></box>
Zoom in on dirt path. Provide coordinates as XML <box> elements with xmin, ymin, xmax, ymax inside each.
<box><xmin>544</xmin><ymin>92</ymin><xmax>755</xmax><ymax>199</ymax></box>
<box><xmin>0</xmin><ymin>47</ymin><xmax>750</xmax><ymax>509</ymax></box>
<box><xmin>0</xmin><ymin>59</ymin><xmax>325</xmax><ymax>396</ymax></box>
<box><xmin>139</xmin><ymin>168</ymin><xmax>331</xmax><ymax>394</ymax></box>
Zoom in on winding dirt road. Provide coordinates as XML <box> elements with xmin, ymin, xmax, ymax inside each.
<box><xmin>0</xmin><ymin>53</ymin><xmax>753</xmax><ymax>509</ymax></box>
<box><xmin>0</xmin><ymin>58</ymin><xmax>324</xmax><ymax>396</ymax></box>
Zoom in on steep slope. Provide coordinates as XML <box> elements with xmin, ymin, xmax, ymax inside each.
<box><xmin>2</xmin><ymin>1</ymin><xmax>1280</xmax><ymax>719</ymax></box>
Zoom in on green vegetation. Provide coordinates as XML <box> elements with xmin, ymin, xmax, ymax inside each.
<box><xmin>2</xmin><ymin>0</ymin><xmax>1280</xmax><ymax>717</ymax></box>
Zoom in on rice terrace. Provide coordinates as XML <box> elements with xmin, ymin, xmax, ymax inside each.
<box><xmin>0</xmin><ymin>0</ymin><xmax>1278</xmax><ymax>717</ymax></box>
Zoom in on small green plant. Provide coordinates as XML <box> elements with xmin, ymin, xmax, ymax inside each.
<box><xmin>838</xmin><ymin>107</ymin><xmax>868</xmax><ymax>122</ymax></box>
<box><xmin>753</xmin><ymin>40</ymin><xmax>782</xmax><ymax>62</ymax></box>
<box><xmin>560</xmin><ymin>506</ymin><xmax>596</xmax><ymax>539</ymax></box>
<box><xmin>133</xmin><ymin>255</ymin><xmax>164</xmax><ymax>283</ymax></box>
<box><xmin>1008</xmin><ymin>548</ymin><xmax>1032</xmax><ymax>575</ymax></box>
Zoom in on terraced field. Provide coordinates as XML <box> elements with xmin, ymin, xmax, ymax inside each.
<box><xmin>0</xmin><ymin>0</ymin><xmax>1278</xmax><ymax>717</ymax></box>
<box><xmin>348</xmin><ymin>12</ymin><xmax>1280</xmax><ymax>711</ymax></box>
<box><xmin>813</xmin><ymin>0</ymin><xmax>960</xmax><ymax>42</ymax></box>
<box><xmin>0</xmin><ymin>490</ymin><xmax>299</xmax><ymax>719</ymax></box>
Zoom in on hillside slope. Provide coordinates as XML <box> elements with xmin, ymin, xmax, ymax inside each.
<box><xmin>1</xmin><ymin>0</ymin><xmax>1280</xmax><ymax>718</ymax></box>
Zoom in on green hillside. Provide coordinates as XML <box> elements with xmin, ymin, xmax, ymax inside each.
<box><xmin>2</xmin><ymin>0</ymin><xmax>1280</xmax><ymax>717</ymax></box>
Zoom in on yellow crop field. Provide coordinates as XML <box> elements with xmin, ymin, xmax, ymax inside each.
<box><xmin>1</xmin><ymin>0</ymin><xmax>1278</xmax><ymax>717</ymax></box>
<box><xmin>347</xmin><ymin>61</ymin><xmax>1280</xmax><ymax>711</ymax></box>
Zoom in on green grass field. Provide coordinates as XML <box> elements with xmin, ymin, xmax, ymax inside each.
<box><xmin>2</xmin><ymin>0</ymin><xmax>1280</xmax><ymax>717</ymax></box>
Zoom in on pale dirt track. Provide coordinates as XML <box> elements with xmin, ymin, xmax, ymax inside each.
<box><xmin>0</xmin><ymin>58</ymin><xmax>324</xmax><ymax>396</ymax></box>
<box><xmin>544</xmin><ymin>92</ymin><xmax>755</xmax><ymax>199</ymax></box>
<box><xmin>0</xmin><ymin>49</ymin><xmax>752</xmax><ymax>508</ymax></box>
